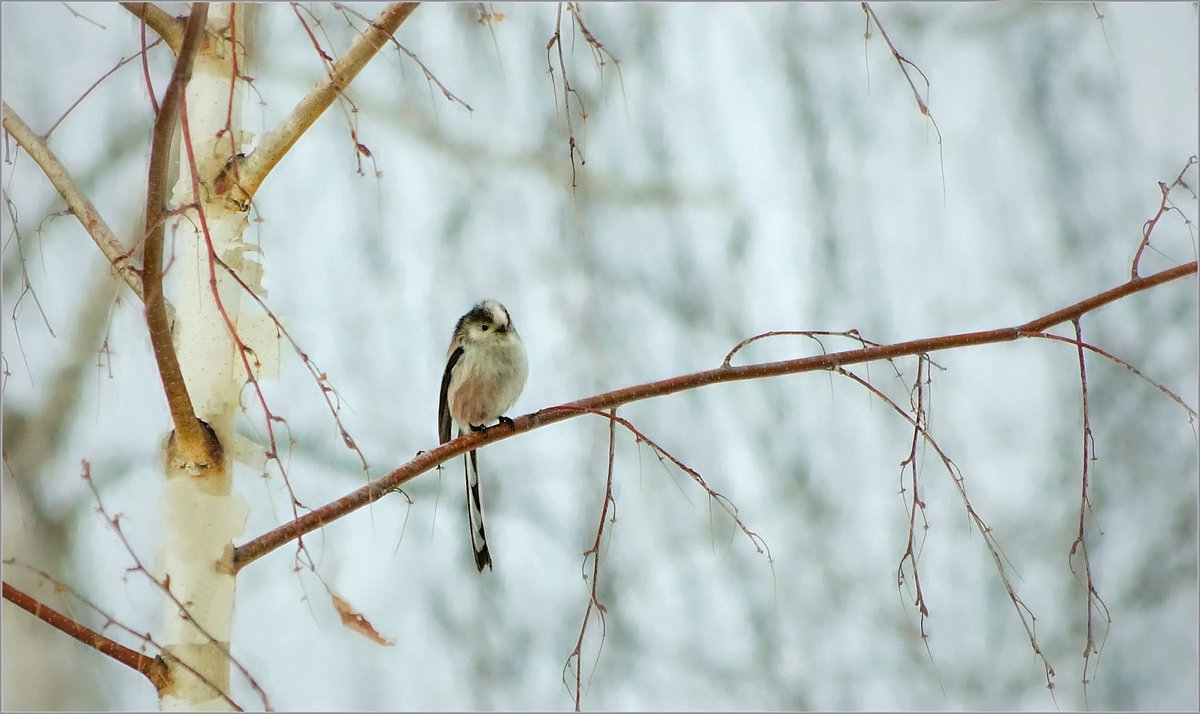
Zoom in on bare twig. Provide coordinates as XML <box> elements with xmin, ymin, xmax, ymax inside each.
<box><xmin>894</xmin><ymin>354</ymin><xmax>947</xmax><ymax>695</ymax></box>
<box><xmin>1027</xmin><ymin>332</ymin><xmax>1197</xmax><ymax>422</ymax></box>
<box><xmin>565</xmin><ymin>408</ymin><xmax>618</xmax><ymax>711</ymax></box>
<box><xmin>231</xmin><ymin>261</ymin><xmax>1197</xmax><ymax>572</ymax></box>
<box><xmin>1089</xmin><ymin>2</ymin><xmax>1118</xmax><ymax>67</ymax></box>
<box><xmin>1</xmin><ymin>190</ymin><xmax>56</xmax><ymax>339</ymax></box>
<box><xmin>331</xmin><ymin>2</ymin><xmax>474</xmax><ymax>112</ymax></box>
<box><xmin>292</xmin><ymin>3</ymin><xmax>336</xmax><ymax>63</ymax></box>
<box><xmin>861</xmin><ymin>2</ymin><xmax>946</xmax><ymax>198</ymax></box>
<box><xmin>139</xmin><ymin>9</ymin><xmax>160</xmax><ymax>115</ymax></box>
<box><xmin>391</xmin><ymin>40</ymin><xmax>474</xmax><ymax>111</ymax></box>
<box><xmin>44</xmin><ymin>38</ymin><xmax>164</xmax><ymax>139</ymax></box>
<box><xmin>1</xmin><ymin>103</ymin><xmax>143</xmax><ymax>299</ymax></box>
<box><xmin>896</xmin><ymin>355</ymin><xmax>932</xmax><ymax>632</ymax></box>
<box><xmin>3</xmin><ymin>558</ymin><xmax>244</xmax><ymax>709</ymax></box>
<box><xmin>177</xmin><ymin>92</ymin><xmax>319</xmax><ymax>565</ymax></box>
<box><xmin>545</xmin><ymin>3</ymin><xmax>586</xmax><ymax>187</ymax></box>
<box><xmin>61</xmin><ymin>3</ymin><xmax>107</xmax><ymax>30</ymax></box>
<box><xmin>541</xmin><ymin>2</ymin><xmax>624</xmax><ymax>188</ymax></box>
<box><xmin>208</xmin><ymin>250</ymin><xmax>372</xmax><ymax>475</ymax></box>
<box><xmin>4</xmin><ymin>556</ymin><xmax>248</xmax><ymax>710</ymax></box>
<box><xmin>548</xmin><ymin>406</ymin><xmax>771</xmax><ymax>560</ymax></box>
<box><xmin>1131</xmin><ymin>155</ymin><xmax>1198</xmax><ymax>278</ymax></box>
<box><xmin>839</xmin><ymin>365</ymin><xmax>1059</xmax><ymax>695</ymax></box>
<box><xmin>724</xmin><ymin>329</ymin><xmax>885</xmax><ymax>367</ymax></box>
<box><xmin>1067</xmin><ymin>319</ymin><xmax>1111</xmax><ymax>702</ymax></box>
<box><xmin>81</xmin><ymin>463</ymin><xmax>269</xmax><ymax>709</ymax></box>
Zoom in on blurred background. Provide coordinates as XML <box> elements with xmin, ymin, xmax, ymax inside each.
<box><xmin>3</xmin><ymin>2</ymin><xmax>1197</xmax><ymax>710</ymax></box>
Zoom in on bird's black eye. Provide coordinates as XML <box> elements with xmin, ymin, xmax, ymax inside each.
<box><xmin>480</xmin><ymin>324</ymin><xmax>490</xmax><ymax>331</ymax></box>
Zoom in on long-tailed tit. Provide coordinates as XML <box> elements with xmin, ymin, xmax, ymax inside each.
<box><xmin>438</xmin><ymin>299</ymin><xmax>528</xmax><ymax>572</ymax></box>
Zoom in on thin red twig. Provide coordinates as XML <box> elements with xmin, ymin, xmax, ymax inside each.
<box><xmin>861</xmin><ymin>2</ymin><xmax>946</xmax><ymax>198</ymax></box>
<box><xmin>1131</xmin><ymin>156</ymin><xmax>1198</xmax><ymax>278</ymax></box>
<box><xmin>1067</xmin><ymin>320</ymin><xmax>1112</xmax><ymax>702</ymax></box>
<box><xmin>838</xmin><ymin>366</ymin><xmax>1058</xmax><ymax>695</ymax></box>
<box><xmin>81</xmin><ymin>463</ymin><xmax>270</xmax><ymax>709</ymax></box>
<box><xmin>565</xmin><ymin>408</ymin><xmax>618</xmax><ymax>711</ymax></box>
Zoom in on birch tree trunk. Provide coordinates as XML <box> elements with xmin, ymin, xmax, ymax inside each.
<box><xmin>158</xmin><ymin>4</ymin><xmax>252</xmax><ymax>708</ymax></box>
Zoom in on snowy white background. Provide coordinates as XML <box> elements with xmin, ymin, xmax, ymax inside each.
<box><xmin>3</xmin><ymin>2</ymin><xmax>1198</xmax><ymax>710</ymax></box>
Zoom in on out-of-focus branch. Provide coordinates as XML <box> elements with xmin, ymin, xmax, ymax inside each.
<box><xmin>120</xmin><ymin>2</ymin><xmax>183</xmax><ymax>53</ymax></box>
<box><xmin>234</xmin><ymin>2</ymin><xmax>419</xmax><ymax>203</ymax></box>
<box><xmin>1</xmin><ymin>103</ymin><xmax>143</xmax><ymax>300</ymax></box>
<box><xmin>142</xmin><ymin>5</ymin><xmax>213</xmax><ymax>456</ymax></box>
<box><xmin>2</xmin><ymin>581</ymin><xmax>171</xmax><ymax>692</ymax></box>
<box><xmin>231</xmin><ymin>261</ymin><xmax>1198</xmax><ymax>572</ymax></box>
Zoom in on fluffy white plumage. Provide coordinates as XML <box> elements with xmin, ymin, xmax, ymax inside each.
<box><xmin>438</xmin><ymin>299</ymin><xmax>528</xmax><ymax>571</ymax></box>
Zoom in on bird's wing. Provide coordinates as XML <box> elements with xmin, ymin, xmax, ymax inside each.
<box><xmin>438</xmin><ymin>345</ymin><xmax>464</xmax><ymax>444</ymax></box>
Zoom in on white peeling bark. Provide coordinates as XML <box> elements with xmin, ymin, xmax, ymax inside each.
<box><xmin>158</xmin><ymin>4</ymin><xmax>254</xmax><ymax>709</ymax></box>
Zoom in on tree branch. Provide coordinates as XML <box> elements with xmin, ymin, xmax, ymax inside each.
<box><xmin>120</xmin><ymin>2</ymin><xmax>184</xmax><ymax>54</ymax></box>
<box><xmin>2</xmin><ymin>581</ymin><xmax>171</xmax><ymax>692</ymax></box>
<box><xmin>142</xmin><ymin>5</ymin><xmax>213</xmax><ymax>455</ymax></box>
<box><xmin>231</xmin><ymin>261</ymin><xmax>1197</xmax><ymax>572</ymax></box>
<box><xmin>1</xmin><ymin>102</ymin><xmax>143</xmax><ymax>300</ymax></box>
<box><xmin>233</xmin><ymin>2</ymin><xmax>420</xmax><ymax>204</ymax></box>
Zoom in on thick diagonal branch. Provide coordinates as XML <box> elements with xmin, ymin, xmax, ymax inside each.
<box><xmin>233</xmin><ymin>2</ymin><xmax>420</xmax><ymax>203</ymax></box>
<box><xmin>1</xmin><ymin>103</ymin><xmax>144</xmax><ymax>300</ymax></box>
<box><xmin>2</xmin><ymin>581</ymin><xmax>171</xmax><ymax>692</ymax></box>
<box><xmin>231</xmin><ymin>261</ymin><xmax>1197</xmax><ymax>572</ymax></box>
<box><xmin>142</xmin><ymin>5</ymin><xmax>211</xmax><ymax>452</ymax></box>
<box><xmin>120</xmin><ymin>2</ymin><xmax>184</xmax><ymax>53</ymax></box>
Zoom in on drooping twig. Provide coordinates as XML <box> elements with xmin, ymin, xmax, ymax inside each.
<box><xmin>542</xmin><ymin>1</ymin><xmax>624</xmax><ymax>187</ymax></box>
<box><xmin>2</xmin><ymin>189</ymin><xmax>56</xmax><ymax>339</ymax></box>
<box><xmin>893</xmin><ymin>354</ymin><xmax>948</xmax><ymax>696</ymax></box>
<box><xmin>565</xmin><ymin>408</ymin><xmax>618</xmax><ymax>711</ymax></box>
<box><xmin>1067</xmin><ymin>319</ymin><xmax>1111</xmax><ymax>703</ymax></box>
<box><xmin>861</xmin><ymin>2</ymin><xmax>946</xmax><ymax>199</ymax></box>
<box><xmin>896</xmin><ymin>355</ymin><xmax>932</xmax><ymax>632</ymax></box>
<box><xmin>838</xmin><ymin>366</ymin><xmax>1058</xmax><ymax>695</ymax></box>
<box><xmin>545</xmin><ymin>3</ymin><xmax>586</xmax><ymax>187</ymax></box>
<box><xmin>551</xmin><ymin>406</ymin><xmax>771</xmax><ymax>561</ymax></box>
<box><xmin>208</xmin><ymin>250</ymin><xmax>372</xmax><ymax>476</ymax></box>
<box><xmin>1027</xmin><ymin>332</ymin><xmax>1197</xmax><ymax>424</ymax></box>
<box><xmin>332</xmin><ymin>2</ymin><xmax>474</xmax><ymax>112</ymax></box>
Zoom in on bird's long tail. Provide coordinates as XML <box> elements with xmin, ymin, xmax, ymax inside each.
<box><xmin>465</xmin><ymin>449</ymin><xmax>493</xmax><ymax>572</ymax></box>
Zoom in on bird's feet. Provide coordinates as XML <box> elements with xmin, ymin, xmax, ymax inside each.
<box><xmin>471</xmin><ymin>416</ymin><xmax>516</xmax><ymax>440</ymax></box>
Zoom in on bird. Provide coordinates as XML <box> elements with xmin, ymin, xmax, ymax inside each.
<box><xmin>438</xmin><ymin>299</ymin><xmax>528</xmax><ymax>572</ymax></box>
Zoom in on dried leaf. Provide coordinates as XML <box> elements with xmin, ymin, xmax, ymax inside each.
<box><xmin>330</xmin><ymin>592</ymin><xmax>393</xmax><ymax>646</ymax></box>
